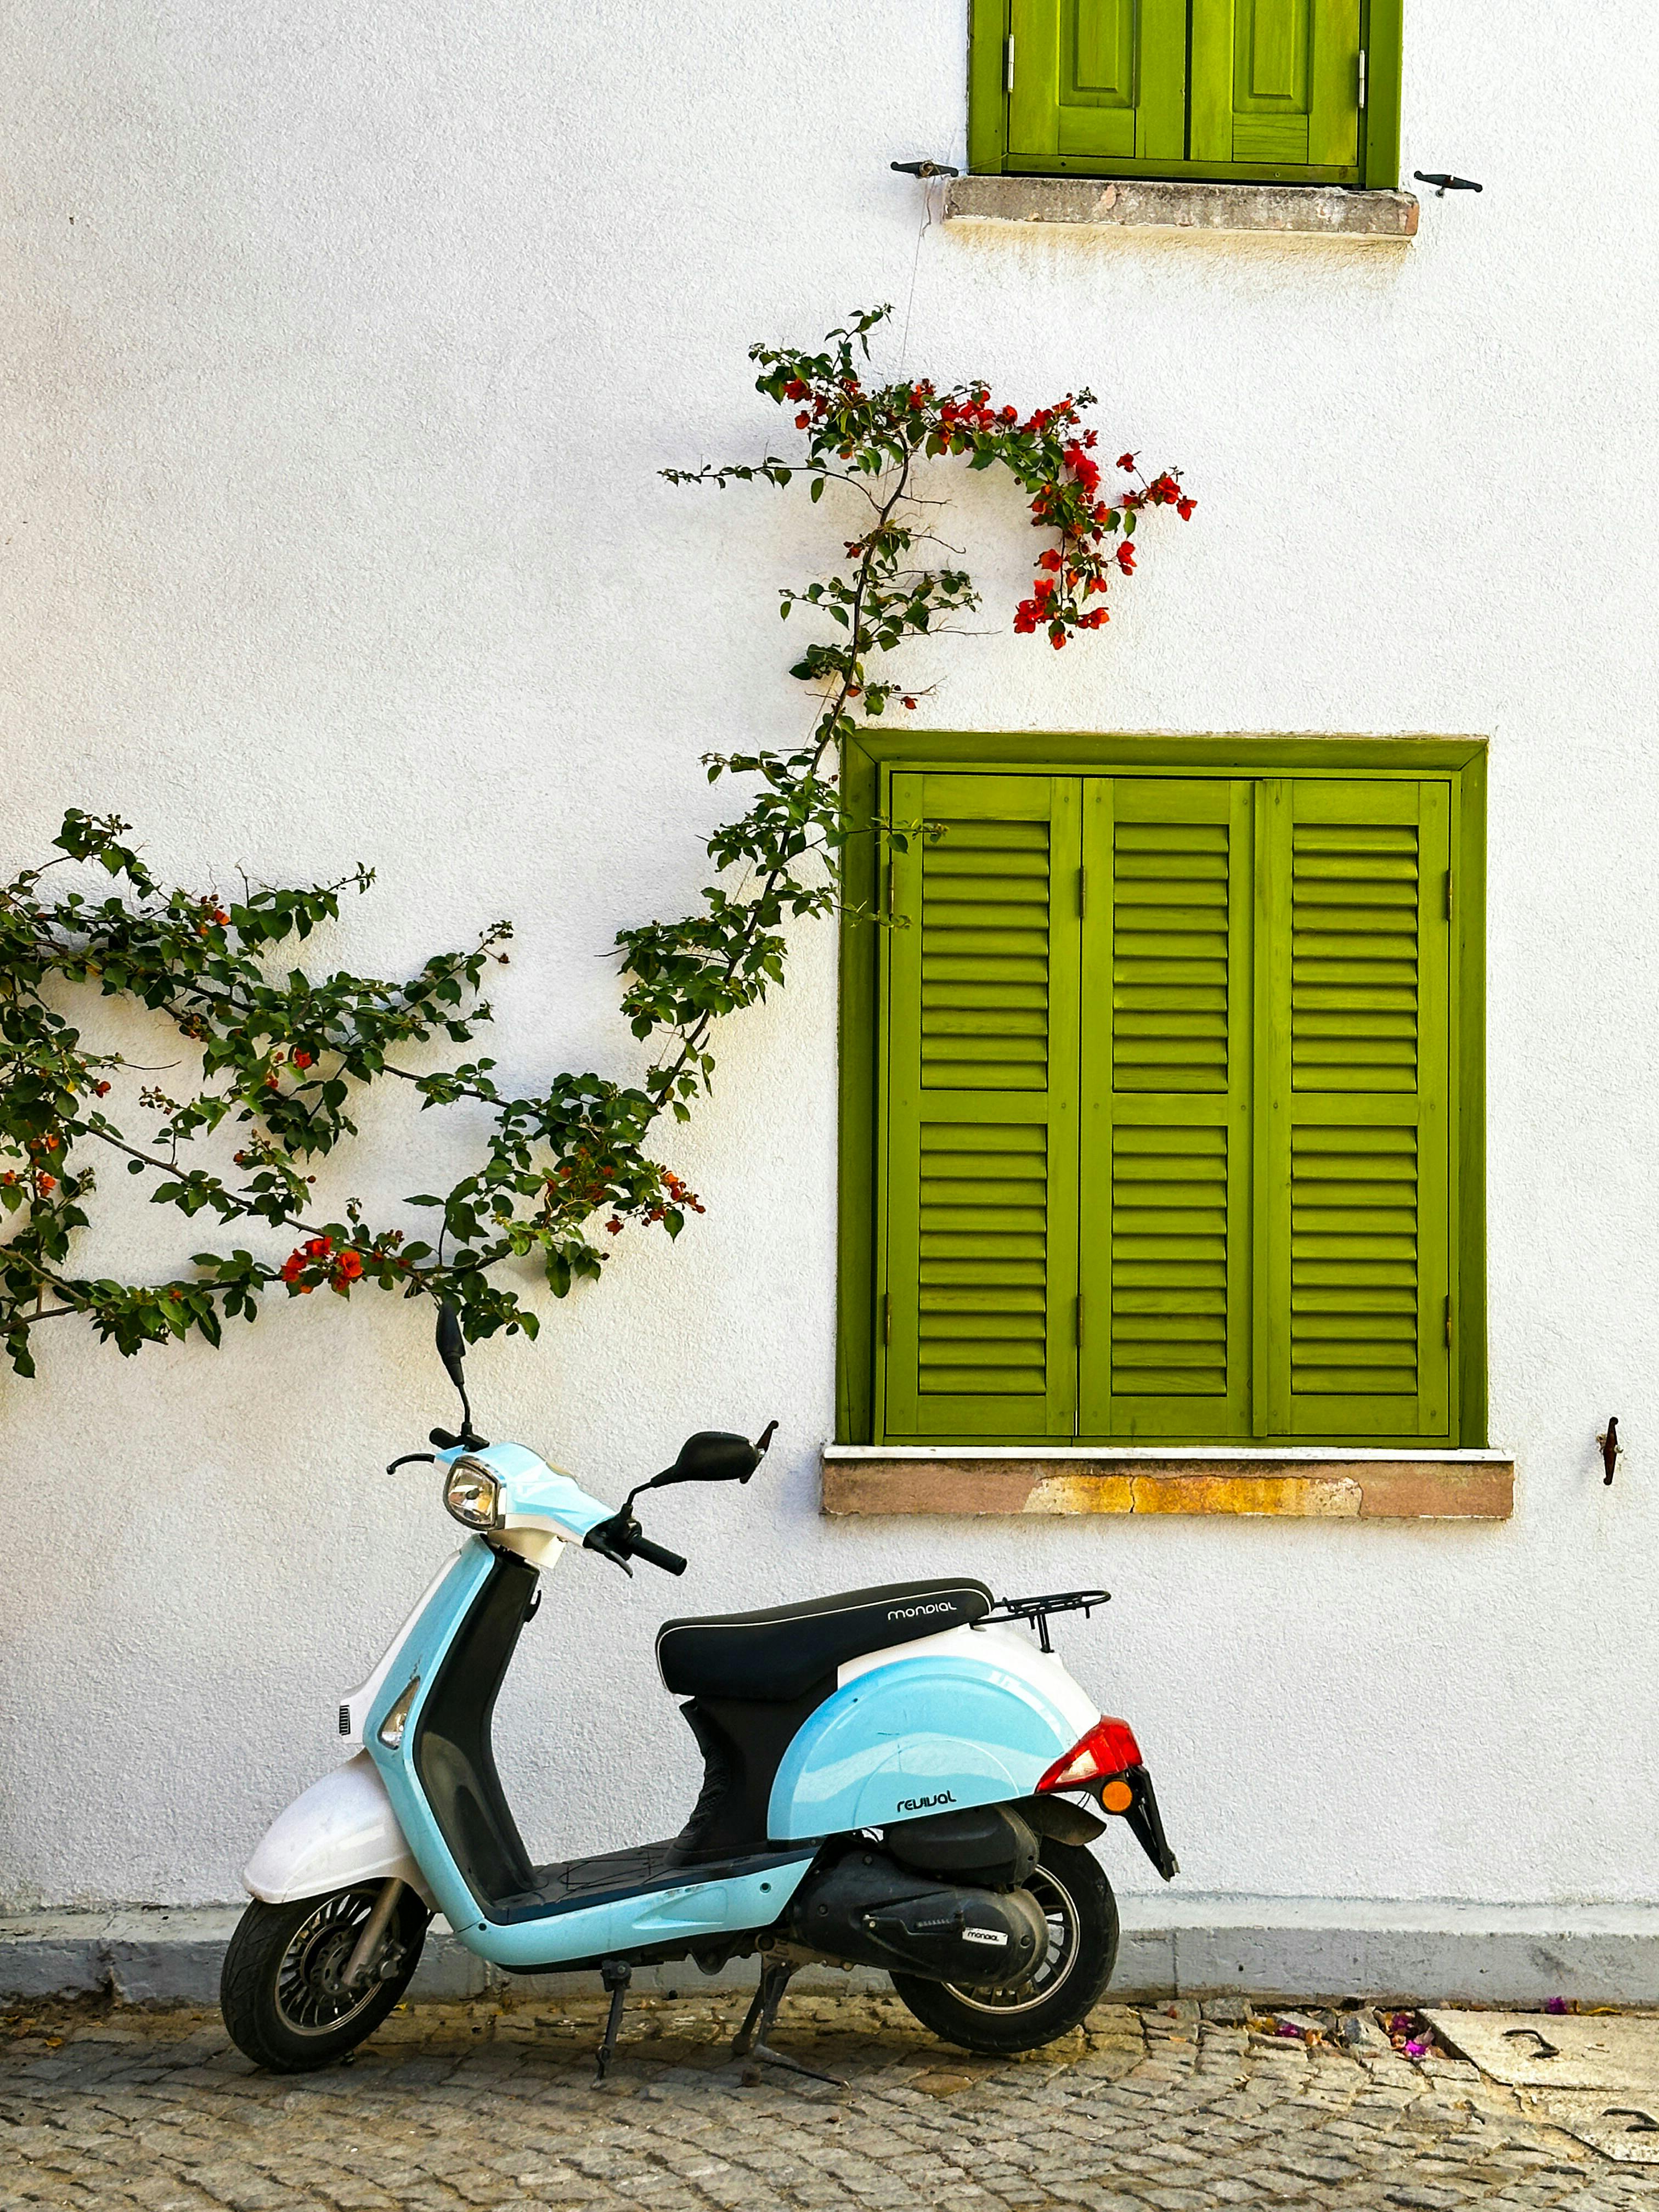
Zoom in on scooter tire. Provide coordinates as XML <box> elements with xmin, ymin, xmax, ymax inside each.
<box><xmin>220</xmin><ymin>1886</ymin><xmax>430</xmax><ymax>2073</ymax></box>
<box><xmin>890</xmin><ymin>1839</ymin><xmax>1119</xmax><ymax>2055</ymax></box>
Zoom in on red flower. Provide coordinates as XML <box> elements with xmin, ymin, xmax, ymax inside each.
<box><xmin>335</xmin><ymin>1250</ymin><xmax>364</xmax><ymax>1280</ymax></box>
<box><xmin>794</xmin><ymin>411</ymin><xmax>811</xmax><ymax>429</ymax></box>
<box><xmin>605</xmin><ymin>1217</ymin><xmax>624</xmax><ymax>1236</ymax></box>
<box><xmin>1038</xmin><ymin>550</ymin><xmax>1062</xmax><ymax>572</ymax></box>
<box><xmin>280</xmin><ymin>1255</ymin><xmax>302</xmax><ymax>1284</ymax></box>
<box><xmin>93</xmin><ymin>1080</ymin><xmax>111</xmax><ymax>1097</ymax></box>
<box><xmin>37</xmin><ymin>1174</ymin><xmax>56</xmax><ymax>1194</ymax></box>
<box><xmin>1177</xmin><ymin>496</ymin><xmax>1196</xmax><ymax>521</ymax></box>
<box><xmin>1115</xmin><ymin>542</ymin><xmax>1137</xmax><ymax>575</ymax></box>
<box><xmin>304</xmin><ymin>1236</ymin><xmax>332</xmax><ymax>1260</ymax></box>
<box><xmin>1117</xmin><ymin>452</ymin><xmax>1137</xmax><ymax>471</ymax></box>
<box><xmin>902</xmin><ymin>696</ymin><xmax>917</xmax><ymax>710</ymax></box>
<box><xmin>292</xmin><ymin>1049</ymin><xmax>313</xmax><ymax>1070</ymax></box>
<box><xmin>785</xmin><ymin>377</ymin><xmax>808</xmax><ymax>400</ymax></box>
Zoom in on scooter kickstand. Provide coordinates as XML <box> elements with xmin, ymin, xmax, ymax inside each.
<box><xmin>732</xmin><ymin>1960</ymin><xmax>847</xmax><ymax>2090</ymax></box>
<box><xmin>594</xmin><ymin>1959</ymin><xmax>631</xmax><ymax>2085</ymax></box>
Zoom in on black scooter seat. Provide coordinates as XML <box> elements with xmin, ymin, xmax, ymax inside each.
<box><xmin>656</xmin><ymin>1577</ymin><xmax>992</xmax><ymax>1702</ymax></box>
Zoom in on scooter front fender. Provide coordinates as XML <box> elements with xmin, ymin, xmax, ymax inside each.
<box><xmin>244</xmin><ymin>1751</ymin><xmax>435</xmax><ymax>1908</ymax></box>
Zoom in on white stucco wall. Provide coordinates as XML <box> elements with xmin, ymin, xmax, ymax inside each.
<box><xmin>3</xmin><ymin>0</ymin><xmax>1657</xmax><ymax>1920</ymax></box>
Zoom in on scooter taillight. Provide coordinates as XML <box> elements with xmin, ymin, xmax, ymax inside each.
<box><xmin>1036</xmin><ymin>1716</ymin><xmax>1143</xmax><ymax>1794</ymax></box>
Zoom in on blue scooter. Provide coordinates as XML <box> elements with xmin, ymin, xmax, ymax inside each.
<box><xmin>223</xmin><ymin>1309</ymin><xmax>1177</xmax><ymax>2079</ymax></box>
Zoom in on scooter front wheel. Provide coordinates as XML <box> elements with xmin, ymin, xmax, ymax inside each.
<box><xmin>220</xmin><ymin>1884</ymin><xmax>430</xmax><ymax>2073</ymax></box>
<box><xmin>890</xmin><ymin>1839</ymin><xmax>1119</xmax><ymax>2055</ymax></box>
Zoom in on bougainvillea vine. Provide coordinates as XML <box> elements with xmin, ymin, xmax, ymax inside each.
<box><xmin>0</xmin><ymin>306</ymin><xmax>1190</xmax><ymax>1377</ymax></box>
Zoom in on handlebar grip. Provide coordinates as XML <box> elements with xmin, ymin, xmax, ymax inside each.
<box><xmin>628</xmin><ymin>1533</ymin><xmax>687</xmax><ymax>1576</ymax></box>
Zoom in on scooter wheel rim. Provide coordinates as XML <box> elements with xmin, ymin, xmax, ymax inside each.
<box><xmin>273</xmin><ymin>1890</ymin><xmax>391</xmax><ymax>2038</ymax></box>
<box><xmin>941</xmin><ymin>1863</ymin><xmax>1082</xmax><ymax>2017</ymax></box>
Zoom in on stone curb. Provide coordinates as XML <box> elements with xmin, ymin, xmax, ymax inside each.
<box><xmin>7</xmin><ymin>1899</ymin><xmax>1658</xmax><ymax>2008</ymax></box>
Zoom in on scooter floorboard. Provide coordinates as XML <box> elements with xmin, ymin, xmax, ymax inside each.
<box><xmin>492</xmin><ymin>1838</ymin><xmax>814</xmax><ymax>1923</ymax></box>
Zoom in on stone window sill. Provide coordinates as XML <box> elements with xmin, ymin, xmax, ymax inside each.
<box><xmin>821</xmin><ymin>1446</ymin><xmax>1513</xmax><ymax>1520</ymax></box>
<box><xmin>944</xmin><ymin>175</ymin><xmax>1419</xmax><ymax>241</ymax></box>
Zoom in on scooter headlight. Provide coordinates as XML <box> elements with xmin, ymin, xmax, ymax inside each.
<box><xmin>444</xmin><ymin>1457</ymin><xmax>503</xmax><ymax>1530</ymax></box>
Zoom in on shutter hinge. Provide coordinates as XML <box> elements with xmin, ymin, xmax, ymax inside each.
<box><xmin>1005</xmin><ymin>35</ymin><xmax>1015</xmax><ymax>92</ymax></box>
<box><xmin>1444</xmin><ymin>868</ymin><xmax>1453</xmax><ymax>921</ymax></box>
<box><xmin>1444</xmin><ymin>1294</ymin><xmax>1452</xmax><ymax>1348</ymax></box>
<box><xmin>1358</xmin><ymin>48</ymin><xmax>1367</xmax><ymax>106</ymax></box>
<box><xmin>883</xmin><ymin>1292</ymin><xmax>892</xmax><ymax>1345</ymax></box>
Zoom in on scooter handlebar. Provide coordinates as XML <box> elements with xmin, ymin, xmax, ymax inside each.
<box><xmin>626</xmin><ymin>1532</ymin><xmax>688</xmax><ymax>1577</ymax></box>
<box><xmin>583</xmin><ymin>1513</ymin><xmax>688</xmax><ymax>1577</ymax></box>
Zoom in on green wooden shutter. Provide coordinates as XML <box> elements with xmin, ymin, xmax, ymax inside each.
<box><xmin>1190</xmin><ymin>0</ymin><xmax>1361</xmax><ymax>172</ymax></box>
<box><xmin>1008</xmin><ymin>0</ymin><xmax>1187</xmax><ymax>167</ymax></box>
<box><xmin>881</xmin><ymin>774</ymin><xmax>1080</xmax><ymax>1442</ymax></box>
<box><xmin>1078</xmin><ymin>778</ymin><xmax>1251</xmax><ymax>1439</ymax></box>
<box><xmin>1255</xmin><ymin>778</ymin><xmax>1453</xmax><ymax>1442</ymax></box>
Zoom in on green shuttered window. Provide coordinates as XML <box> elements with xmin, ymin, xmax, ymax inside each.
<box><xmin>973</xmin><ymin>0</ymin><xmax>1401</xmax><ymax>189</ymax></box>
<box><xmin>871</xmin><ymin>761</ymin><xmax>1476</xmax><ymax>1447</ymax></box>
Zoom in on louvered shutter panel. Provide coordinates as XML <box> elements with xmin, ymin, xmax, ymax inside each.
<box><xmin>1190</xmin><ymin>0</ymin><xmax>1361</xmax><ymax>172</ymax></box>
<box><xmin>1256</xmin><ymin>778</ymin><xmax>1453</xmax><ymax>1441</ymax></box>
<box><xmin>881</xmin><ymin>774</ymin><xmax>1080</xmax><ymax>1441</ymax></box>
<box><xmin>1078</xmin><ymin>778</ymin><xmax>1251</xmax><ymax>1438</ymax></box>
<box><xmin>1008</xmin><ymin>0</ymin><xmax>1187</xmax><ymax>168</ymax></box>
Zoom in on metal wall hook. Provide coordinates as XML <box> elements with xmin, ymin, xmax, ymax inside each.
<box><xmin>1599</xmin><ymin>1417</ymin><xmax>1622</xmax><ymax>1485</ymax></box>
<box><xmin>1413</xmin><ymin>171</ymin><xmax>1483</xmax><ymax>198</ymax></box>
<box><xmin>891</xmin><ymin>159</ymin><xmax>960</xmax><ymax>179</ymax></box>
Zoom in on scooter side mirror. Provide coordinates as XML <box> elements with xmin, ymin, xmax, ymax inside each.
<box><xmin>649</xmin><ymin>1423</ymin><xmax>776</xmax><ymax>1490</ymax></box>
<box><xmin>435</xmin><ymin>1301</ymin><xmax>467</xmax><ymax>1393</ymax></box>
<box><xmin>430</xmin><ymin>1301</ymin><xmax>488</xmax><ymax>1453</ymax></box>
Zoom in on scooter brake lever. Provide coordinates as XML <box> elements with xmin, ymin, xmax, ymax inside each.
<box><xmin>582</xmin><ymin>1520</ymin><xmax>635</xmax><ymax>1576</ymax></box>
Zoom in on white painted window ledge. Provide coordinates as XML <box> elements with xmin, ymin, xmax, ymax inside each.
<box><xmin>944</xmin><ymin>176</ymin><xmax>1420</xmax><ymax>241</ymax></box>
<box><xmin>821</xmin><ymin>1444</ymin><xmax>1514</xmax><ymax>1520</ymax></box>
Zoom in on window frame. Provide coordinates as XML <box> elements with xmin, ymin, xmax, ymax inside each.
<box><xmin>966</xmin><ymin>0</ymin><xmax>1404</xmax><ymax>192</ymax></box>
<box><xmin>836</xmin><ymin>733</ymin><xmax>1487</xmax><ymax>1448</ymax></box>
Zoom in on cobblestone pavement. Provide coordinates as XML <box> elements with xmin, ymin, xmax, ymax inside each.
<box><xmin>4</xmin><ymin>1991</ymin><xmax>1657</xmax><ymax>2212</ymax></box>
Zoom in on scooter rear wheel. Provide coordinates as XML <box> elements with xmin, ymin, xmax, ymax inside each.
<box><xmin>220</xmin><ymin>1884</ymin><xmax>430</xmax><ymax>2073</ymax></box>
<box><xmin>890</xmin><ymin>1839</ymin><xmax>1119</xmax><ymax>2055</ymax></box>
